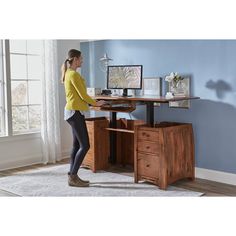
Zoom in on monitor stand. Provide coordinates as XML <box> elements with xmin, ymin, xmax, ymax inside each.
<box><xmin>122</xmin><ymin>88</ymin><xmax>132</xmax><ymax>97</ymax></box>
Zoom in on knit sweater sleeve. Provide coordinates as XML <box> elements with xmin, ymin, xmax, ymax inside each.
<box><xmin>70</xmin><ymin>72</ymin><xmax>96</xmax><ymax>106</ymax></box>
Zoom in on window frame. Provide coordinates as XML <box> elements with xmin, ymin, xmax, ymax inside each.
<box><xmin>0</xmin><ymin>40</ymin><xmax>43</xmax><ymax>138</ymax></box>
<box><xmin>3</xmin><ymin>40</ymin><xmax>13</xmax><ymax>136</ymax></box>
<box><xmin>0</xmin><ymin>40</ymin><xmax>5</xmax><ymax>137</ymax></box>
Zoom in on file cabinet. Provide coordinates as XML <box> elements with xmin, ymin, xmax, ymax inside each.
<box><xmin>82</xmin><ymin>117</ymin><xmax>109</xmax><ymax>172</ymax></box>
<box><xmin>134</xmin><ymin>122</ymin><xmax>195</xmax><ymax>190</ymax></box>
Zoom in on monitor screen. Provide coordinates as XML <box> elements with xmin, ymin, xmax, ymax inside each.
<box><xmin>107</xmin><ymin>65</ymin><xmax>143</xmax><ymax>89</ymax></box>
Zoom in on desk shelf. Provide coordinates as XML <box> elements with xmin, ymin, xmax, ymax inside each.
<box><xmin>115</xmin><ymin>119</ymin><xmax>145</xmax><ymax>166</ymax></box>
<box><xmin>105</xmin><ymin>128</ymin><xmax>134</xmax><ymax>134</ymax></box>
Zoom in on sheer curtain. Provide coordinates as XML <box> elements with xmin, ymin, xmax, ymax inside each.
<box><xmin>41</xmin><ymin>40</ymin><xmax>62</xmax><ymax>163</ymax></box>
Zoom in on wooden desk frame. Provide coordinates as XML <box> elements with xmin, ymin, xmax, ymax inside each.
<box><xmin>93</xmin><ymin>95</ymin><xmax>200</xmax><ymax>164</ymax></box>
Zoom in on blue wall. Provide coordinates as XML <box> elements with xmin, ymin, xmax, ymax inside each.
<box><xmin>81</xmin><ymin>40</ymin><xmax>236</xmax><ymax>174</ymax></box>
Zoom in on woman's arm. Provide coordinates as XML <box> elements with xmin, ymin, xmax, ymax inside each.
<box><xmin>70</xmin><ymin>73</ymin><xmax>96</xmax><ymax>106</ymax></box>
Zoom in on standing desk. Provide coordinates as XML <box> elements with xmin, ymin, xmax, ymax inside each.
<box><xmin>93</xmin><ymin>95</ymin><xmax>200</xmax><ymax>164</ymax></box>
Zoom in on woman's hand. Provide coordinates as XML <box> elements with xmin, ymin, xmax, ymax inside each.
<box><xmin>95</xmin><ymin>100</ymin><xmax>107</xmax><ymax>107</ymax></box>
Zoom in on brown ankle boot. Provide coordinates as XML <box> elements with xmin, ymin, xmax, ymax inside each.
<box><xmin>68</xmin><ymin>172</ymin><xmax>90</xmax><ymax>184</ymax></box>
<box><xmin>68</xmin><ymin>175</ymin><xmax>89</xmax><ymax>187</ymax></box>
<box><xmin>77</xmin><ymin>175</ymin><xmax>90</xmax><ymax>184</ymax></box>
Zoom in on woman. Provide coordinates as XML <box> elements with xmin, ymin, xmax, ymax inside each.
<box><xmin>61</xmin><ymin>49</ymin><xmax>105</xmax><ymax>187</ymax></box>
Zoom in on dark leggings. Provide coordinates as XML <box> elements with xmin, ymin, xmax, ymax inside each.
<box><xmin>67</xmin><ymin>111</ymin><xmax>90</xmax><ymax>175</ymax></box>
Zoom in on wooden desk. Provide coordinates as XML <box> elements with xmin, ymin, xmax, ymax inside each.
<box><xmin>93</xmin><ymin>95</ymin><xmax>200</xmax><ymax>164</ymax></box>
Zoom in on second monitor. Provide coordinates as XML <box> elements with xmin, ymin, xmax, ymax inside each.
<box><xmin>107</xmin><ymin>65</ymin><xmax>143</xmax><ymax>97</ymax></box>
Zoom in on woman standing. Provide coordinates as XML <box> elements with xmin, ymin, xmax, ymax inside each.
<box><xmin>61</xmin><ymin>49</ymin><xmax>105</xmax><ymax>187</ymax></box>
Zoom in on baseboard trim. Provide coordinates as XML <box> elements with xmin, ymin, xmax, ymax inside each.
<box><xmin>0</xmin><ymin>154</ymin><xmax>43</xmax><ymax>171</ymax></box>
<box><xmin>0</xmin><ymin>149</ymin><xmax>71</xmax><ymax>171</ymax></box>
<box><xmin>195</xmin><ymin>167</ymin><xmax>236</xmax><ymax>186</ymax></box>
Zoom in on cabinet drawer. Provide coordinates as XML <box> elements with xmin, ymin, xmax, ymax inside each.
<box><xmin>137</xmin><ymin>130</ymin><xmax>159</xmax><ymax>141</ymax></box>
<box><xmin>137</xmin><ymin>141</ymin><xmax>160</xmax><ymax>154</ymax></box>
<box><xmin>137</xmin><ymin>153</ymin><xmax>159</xmax><ymax>178</ymax></box>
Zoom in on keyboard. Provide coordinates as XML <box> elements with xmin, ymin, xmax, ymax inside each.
<box><xmin>101</xmin><ymin>106</ymin><xmax>131</xmax><ymax>111</ymax></box>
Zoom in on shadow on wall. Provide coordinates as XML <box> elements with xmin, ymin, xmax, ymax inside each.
<box><xmin>133</xmin><ymin>99</ymin><xmax>236</xmax><ymax>174</ymax></box>
<box><xmin>191</xmin><ymin>99</ymin><xmax>236</xmax><ymax>174</ymax></box>
<box><xmin>206</xmin><ymin>80</ymin><xmax>232</xmax><ymax>99</ymax></box>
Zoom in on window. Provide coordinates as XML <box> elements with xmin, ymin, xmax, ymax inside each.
<box><xmin>0</xmin><ymin>40</ymin><xmax>44</xmax><ymax>136</ymax></box>
<box><xmin>0</xmin><ymin>40</ymin><xmax>4</xmax><ymax>137</ymax></box>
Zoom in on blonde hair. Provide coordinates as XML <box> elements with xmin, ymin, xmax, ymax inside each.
<box><xmin>60</xmin><ymin>49</ymin><xmax>81</xmax><ymax>83</ymax></box>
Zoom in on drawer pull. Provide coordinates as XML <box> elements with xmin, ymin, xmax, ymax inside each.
<box><xmin>146</xmin><ymin>164</ymin><xmax>150</xmax><ymax>167</ymax></box>
<box><xmin>142</xmin><ymin>132</ymin><xmax>150</xmax><ymax>137</ymax></box>
<box><xmin>146</xmin><ymin>146</ymin><xmax>150</xmax><ymax>149</ymax></box>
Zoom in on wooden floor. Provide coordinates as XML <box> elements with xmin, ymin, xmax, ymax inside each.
<box><xmin>1</xmin><ymin>159</ymin><xmax>236</xmax><ymax>196</ymax></box>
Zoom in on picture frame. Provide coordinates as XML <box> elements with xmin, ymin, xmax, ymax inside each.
<box><xmin>168</xmin><ymin>77</ymin><xmax>191</xmax><ymax>108</ymax></box>
<box><xmin>143</xmin><ymin>77</ymin><xmax>162</xmax><ymax>96</ymax></box>
<box><xmin>143</xmin><ymin>77</ymin><xmax>162</xmax><ymax>106</ymax></box>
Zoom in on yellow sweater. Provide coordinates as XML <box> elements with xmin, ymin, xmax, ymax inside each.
<box><xmin>64</xmin><ymin>68</ymin><xmax>96</xmax><ymax>111</ymax></box>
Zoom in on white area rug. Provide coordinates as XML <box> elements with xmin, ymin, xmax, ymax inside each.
<box><xmin>0</xmin><ymin>164</ymin><xmax>203</xmax><ymax>197</ymax></box>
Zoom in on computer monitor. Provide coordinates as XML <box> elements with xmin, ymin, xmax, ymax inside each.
<box><xmin>107</xmin><ymin>65</ymin><xmax>143</xmax><ymax>96</ymax></box>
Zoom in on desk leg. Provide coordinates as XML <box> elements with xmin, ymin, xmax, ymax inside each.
<box><xmin>146</xmin><ymin>101</ymin><xmax>154</xmax><ymax>127</ymax></box>
<box><xmin>109</xmin><ymin>112</ymin><xmax>117</xmax><ymax>164</ymax></box>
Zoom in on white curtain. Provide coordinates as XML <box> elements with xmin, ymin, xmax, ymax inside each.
<box><xmin>41</xmin><ymin>40</ymin><xmax>62</xmax><ymax>163</ymax></box>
